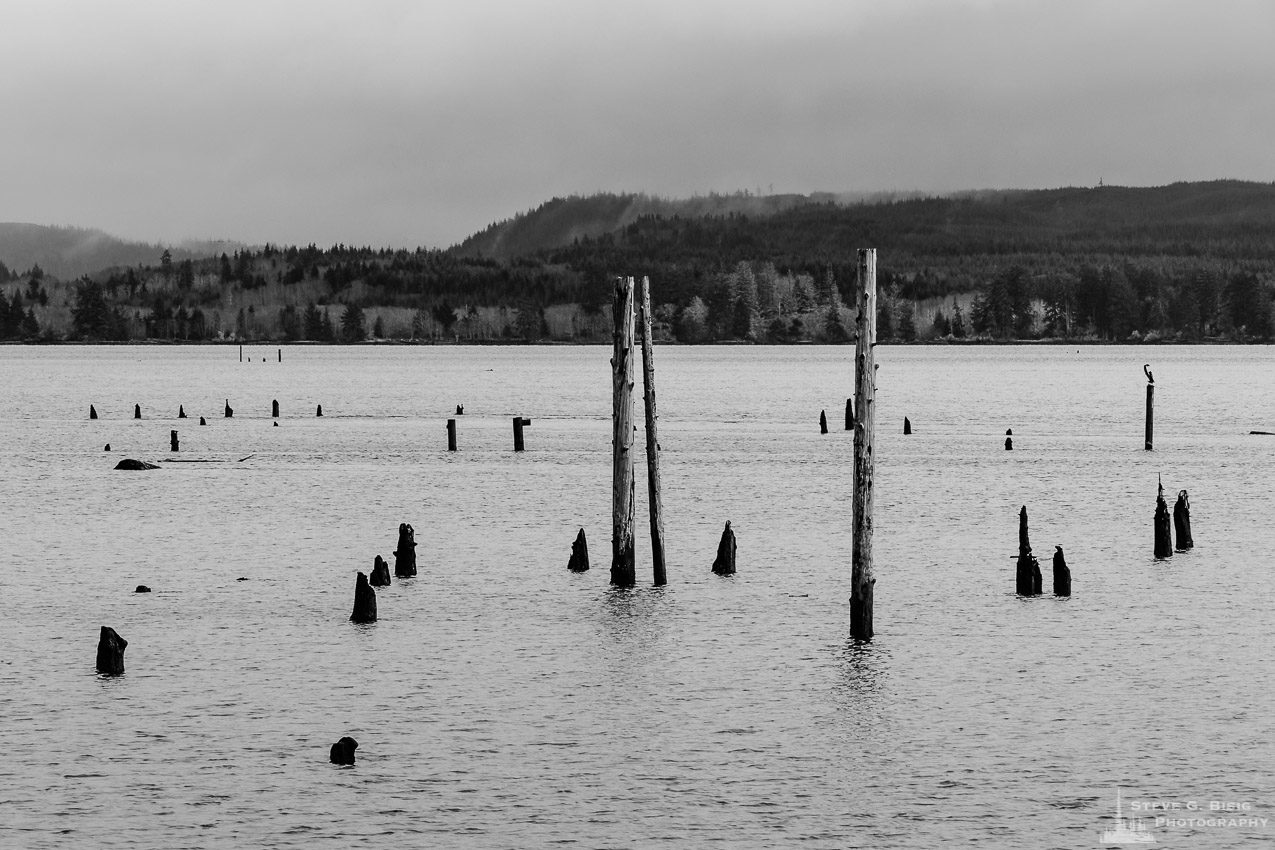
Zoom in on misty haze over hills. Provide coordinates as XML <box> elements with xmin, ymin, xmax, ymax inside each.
<box><xmin>0</xmin><ymin>223</ymin><xmax>244</xmax><ymax>280</ymax></box>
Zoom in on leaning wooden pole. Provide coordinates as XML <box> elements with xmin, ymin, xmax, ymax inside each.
<box><xmin>637</xmin><ymin>276</ymin><xmax>667</xmax><ymax>586</ymax></box>
<box><xmin>611</xmin><ymin>276</ymin><xmax>636</xmax><ymax>587</ymax></box>
<box><xmin>851</xmin><ymin>249</ymin><xmax>878</xmax><ymax>640</ymax></box>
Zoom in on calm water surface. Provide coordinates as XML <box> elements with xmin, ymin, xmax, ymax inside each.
<box><xmin>2</xmin><ymin>344</ymin><xmax>1273</xmax><ymax>848</ymax></box>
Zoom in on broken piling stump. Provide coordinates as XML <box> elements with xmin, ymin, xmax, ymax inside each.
<box><xmin>393</xmin><ymin>523</ymin><xmax>417</xmax><ymax>577</ymax></box>
<box><xmin>1173</xmin><ymin>489</ymin><xmax>1193</xmax><ymax>551</ymax></box>
<box><xmin>329</xmin><ymin>736</ymin><xmax>358</xmax><ymax>765</ymax></box>
<box><xmin>903</xmin><ymin>416</ymin><xmax>911</xmax><ymax>435</ymax></box>
<box><xmin>1005</xmin><ymin>436</ymin><xmax>1013</xmax><ymax>450</ymax></box>
<box><xmin>369</xmin><ymin>555</ymin><xmax>391</xmax><ymax>587</ymax></box>
<box><xmin>199</xmin><ymin>416</ymin><xmax>207</xmax><ymax>426</ymax></box>
<box><xmin>114</xmin><ymin>459</ymin><xmax>160</xmax><ymax>470</ymax></box>
<box><xmin>170</xmin><ymin>430</ymin><xmax>179</xmax><ymax>452</ymax></box>
<box><xmin>1154</xmin><ymin>478</ymin><xmax>1173</xmax><ymax>558</ymax></box>
<box><xmin>90</xmin><ymin>404</ymin><xmax>98</xmax><ymax>420</ymax></box>
<box><xmin>224</xmin><ymin>399</ymin><xmax>233</xmax><ymax>418</ymax></box>
<box><xmin>1015</xmin><ymin>506</ymin><xmax>1040</xmax><ymax>596</ymax></box>
<box><xmin>845</xmin><ymin>398</ymin><xmax>854</xmax><ymax>430</ymax></box>
<box><xmin>96</xmin><ymin>626</ymin><xmax>127</xmax><ymax>675</ymax></box>
<box><xmin>104</xmin><ymin>444</ymin><xmax>111</xmax><ymax>451</ymax></box>
<box><xmin>711</xmin><ymin>521</ymin><xmax>737</xmax><ymax>575</ymax></box>
<box><xmin>178</xmin><ymin>405</ymin><xmax>187</xmax><ymax>419</ymax></box>
<box><xmin>446</xmin><ymin>419</ymin><xmax>457</xmax><ymax>452</ymax></box>
<box><xmin>272</xmin><ymin>399</ymin><xmax>279</xmax><ymax>418</ymax></box>
<box><xmin>134</xmin><ymin>585</ymin><xmax>151</xmax><ymax>593</ymax></box>
<box><xmin>456</xmin><ymin>404</ymin><xmax>464</xmax><ymax>415</ymax></box>
<box><xmin>568</xmin><ymin>528</ymin><xmax>590</xmax><ymax>572</ymax></box>
<box><xmin>134</xmin><ymin>404</ymin><xmax>141</xmax><ymax>419</ymax></box>
<box><xmin>350</xmin><ymin>572</ymin><xmax>377</xmax><ymax>623</ymax></box>
<box><xmin>513</xmin><ymin>416</ymin><xmax>531</xmax><ymax>451</ymax></box>
<box><xmin>820</xmin><ymin>410</ymin><xmax>828</xmax><ymax>434</ymax></box>
<box><xmin>1052</xmin><ymin>546</ymin><xmax>1071</xmax><ymax>596</ymax></box>
<box><xmin>316</xmin><ymin>404</ymin><xmax>323</xmax><ymax>417</ymax></box>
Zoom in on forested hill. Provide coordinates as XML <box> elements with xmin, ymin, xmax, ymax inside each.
<box><xmin>0</xmin><ymin>223</ymin><xmax>241</xmax><ymax>280</ymax></box>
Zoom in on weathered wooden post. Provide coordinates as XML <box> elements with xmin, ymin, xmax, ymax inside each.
<box><xmin>568</xmin><ymin>528</ymin><xmax>590</xmax><ymax>572</ymax></box>
<box><xmin>1144</xmin><ymin>364</ymin><xmax>1154</xmax><ymax>451</ymax></box>
<box><xmin>446</xmin><ymin>419</ymin><xmax>457</xmax><ymax>452</ymax></box>
<box><xmin>637</xmin><ymin>276</ymin><xmax>667</xmax><ymax>586</ymax></box>
<box><xmin>178</xmin><ymin>405</ymin><xmax>187</xmax><ymax>419</ymax></box>
<box><xmin>611</xmin><ymin>276</ymin><xmax>636</xmax><ymax>587</ymax></box>
<box><xmin>96</xmin><ymin>626</ymin><xmax>127</xmax><ymax>675</ymax></box>
<box><xmin>711</xmin><ymin>521</ymin><xmax>737</xmax><ymax>575</ymax></box>
<box><xmin>845</xmin><ymin>398</ymin><xmax>854</xmax><ymax>430</ymax></box>
<box><xmin>820</xmin><ymin>410</ymin><xmax>828</xmax><ymax>434</ymax></box>
<box><xmin>90</xmin><ymin>404</ymin><xmax>98</xmax><ymax>420</ymax></box>
<box><xmin>104</xmin><ymin>444</ymin><xmax>111</xmax><ymax>451</ymax></box>
<box><xmin>456</xmin><ymin>404</ymin><xmax>464</xmax><ymax>415</ymax></box>
<box><xmin>350</xmin><ymin>572</ymin><xmax>377</xmax><ymax>623</ymax></box>
<box><xmin>134</xmin><ymin>403</ymin><xmax>142</xmax><ymax>419</ymax></box>
<box><xmin>277</xmin><ymin>348</ymin><xmax>281</xmax><ymax>363</ymax></box>
<box><xmin>329</xmin><ymin>736</ymin><xmax>358</xmax><ymax>765</ymax></box>
<box><xmin>272</xmin><ymin>399</ymin><xmax>280</xmax><ymax>418</ymax></box>
<box><xmin>316</xmin><ymin>404</ymin><xmax>323</xmax><ymax>417</ymax></box>
<box><xmin>225</xmin><ymin>399</ymin><xmax>233</xmax><ymax>418</ymax></box>
<box><xmin>1015</xmin><ymin>506</ymin><xmax>1041</xmax><ymax>596</ymax></box>
<box><xmin>394</xmin><ymin>523</ymin><xmax>417</xmax><ymax>577</ymax></box>
<box><xmin>1174</xmin><ymin>490</ymin><xmax>1193</xmax><ymax>550</ymax></box>
<box><xmin>851</xmin><ymin>248</ymin><xmax>878</xmax><ymax>639</ymax></box>
<box><xmin>239</xmin><ymin>344</ymin><xmax>243</xmax><ymax>363</ymax></box>
<box><xmin>1154</xmin><ymin>476</ymin><xmax>1173</xmax><ymax>558</ymax></box>
<box><xmin>903</xmin><ymin>416</ymin><xmax>911</xmax><ymax>435</ymax></box>
<box><xmin>512</xmin><ymin>417</ymin><xmax>531</xmax><ymax>451</ymax></box>
<box><xmin>199</xmin><ymin>416</ymin><xmax>207</xmax><ymax>426</ymax></box>
<box><xmin>170</xmin><ymin>430</ymin><xmax>179</xmax><ymax>452</ymax></box>
<box><xmin>369</xmin><ymin>555</ymin><xmax>391</xmax><ymax>587</ymax></box>
<box><xmin>1052</xmin><ymin>545</ymin><xmax>1071</xmax><ymax>596</ymax></box>
<box><xmin>1005</xmin><ymin>436</ymin><xmax>1013</xmax><ymax>450</ymax></box>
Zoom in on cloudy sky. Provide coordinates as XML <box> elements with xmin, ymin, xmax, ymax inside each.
<box><xmin>3</xmin><ymin>0</ymin><xmax>1272</xmax><ymax>248</ymax></box>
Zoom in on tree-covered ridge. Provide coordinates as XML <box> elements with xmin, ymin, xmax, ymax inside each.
<box><xmin>2</xmin><ymin>181</ymin><xmax>1274</xmax><ymax>343</ymax></box>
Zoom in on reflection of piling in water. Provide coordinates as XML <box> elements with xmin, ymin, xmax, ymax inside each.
<box><xmin>1174</xmin><ymin>490</ymin><xmax>1193</xmax><ymax>550</ymax></box>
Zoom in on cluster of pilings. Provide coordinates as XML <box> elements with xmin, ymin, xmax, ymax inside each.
<box><xmin>1013</xmin><ymin>506</ymin><xmax>1068</xmax><ymax>597</ymax></box>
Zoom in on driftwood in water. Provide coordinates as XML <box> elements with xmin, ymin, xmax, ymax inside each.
<box><xmin>1052</xmin><ymin>546</ymin><xmax>1071</xmax><ymax>596</ymax></box>
<box><xmin>711</xmin><ymin>521</ymin><xmax>737</xmax><ymax>575</ymax></box>
<box><xmin>568</xmin><ymin>528</ymin><xmax>590</xmax><ymax>572</ymax></box>
<box><xmin>170</xmin><ymin>430</ymin><xmax>179</xmax><ymax>452</ymax></box>
<box><xmin>446</xmin><ymin>419</ymin><xmax>457</xmax><ymax>452</ymax></box>
<box><xmin>393</xmin><ymin>523</ymin><xmax>417</xmax><ymax>577</ymax></box>
<box><xmin>96</xmin><ymin>626</ymin><xmax>127</xmax><ymax>675</ymax></box>
<box><xmin>224</xmin><ymin>399</ymin><xmax>233</xmax><ymax>418</ymax></box>
<box><xmin>1015</xmin><ymin>506</ymin><xmax>1041</xmax><ymax>596</ymax></box>
<box><xmin>1144</xmin><ymin>364</ymin><xmax>1154</xmax><ymax>451</ymax></box>
<box><xmin>1251</xmin><ymin>430</ymin><xmax>1275</xmax><ymax>435</ymax></box>
<box><xmin>512</xmin><ymin>417</ymin><xmax>531</xmax><ymax>451</ymax></box>
<box><xmin>637</xmin><ymin>277</ymin><xmax>666</xmax><ymax>586</ymax></box>
<box><xmin>272</xmin><ymin>399</ymin><xmax>279</xmax><ymax>418</ymax></box>
<box><xmin>1174</xmin><ymin>490</ymin><xmax>1193</xmax><ymax>550</ymax></box>
<box><xmin>90</xmin><ymin>404</ymin><xmax>98</xmax><ymax>420</ymax></box>
<box><xmin>178</xmin><ymin>405</ymin><xmax>187</xmax><ymax>419</ymax></box>
<box><xmin>350</xmin><ymin>572</ymin><xmax>377</xmax><ymax>623</ymax></box>
<box><xmin>851</xmin><ymin>248</ymin><xmax>878</xmax><ymax>639</ymax></box>
<box><xmin>1154</xmin><ymin>478</ymin><xmax>1173</xmax><ymax>558</ymax></box>
<box><xmin>820</xmin><ymin>410</ymin><xmax>828</xmax><ymax>434</ymax></box>
<box><xmin>134</xmin><ymin>404</ymin><xmax>141</xmax><ymax>419</ymax></box>
<box><xmin>611</xmin><ymin>276</ymin><xmax>636</xmax><ymax>587</ymax></box>
<box><xmin>329</xmin><ymin>736</ymin><xmax>358</xmax><ymax>765</ymax></box>
<box><xmin>903</xmin><ymin>416</ymin><xmax>911</xmax><ymax>435</ymax></box>
<box><xmin>370</xmin><ymin>555</ymin><xmax>391</xmax><ymax>587</ymax></box>
<box><xmin>114</xmin><ymin>459</ymin><xmax>160</xmax><ymax>470</ymax></box>
<box><xmin>845</xmin><ymin>398</ymin><xmax>854</xmax><ymax>430</ymax></box>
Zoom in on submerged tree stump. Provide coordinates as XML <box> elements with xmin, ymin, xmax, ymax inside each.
<box><xmin>393</xmin><ymin>523</ymin><xmax>417</xmax><ymax>577</ymax></box>
<box><xmin>329</xmin><ymin>736</ymin><xmax>358</xmax><ymax>765</ymax></box>
<box><xmin>711</xmin><ymin>521</ymin><xmax>737</xmax><ymax>575</ymax></box>
<box><xmin>350</xmin><ymin>572</ymin><xmax>377</xmax><ymax>623</ymax></box>
<box><xmin>96</xmin><ymin>626</ymin><xmax>127</xmax><ymax>675</ymax></box>
<box><xmin>568</xmin><ymin>527</ymin><xmax>590</xmax><ymax>572</ymax></box>
<box><xmin>1154</xmin><ymin>479</ymin><xmax>1173</xmax><ymax>558</ymax></box>
<box><xmin>1053</xmin><ymin>545</ymin><xmax>1071</xmax><ymax>596</ymax></box>
<box><xmin>369</xmin><ymin>555</ymin><xmax>391</xmax><ymax>587</ymax></box>
<box><xmin>1174</xmin><ymin>490</ymin><xmax>1193</xmax><ymax>550</ymax></box>
<box><xmin>1015</xmin><ymin>506</ymin><xmax>1040</xmax><ymax>596</ymax></box>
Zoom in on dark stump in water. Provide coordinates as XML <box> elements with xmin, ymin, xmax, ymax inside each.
<box><xmin>350</xmin><ymin>572</ymin><xmax>377</xmax><ymax>623</ymax></box>
<box><xmin>170</xmin><ymin>430</ymin><xmax>179</xmax><ymax>452</ymax></box>
<box><xmin>1154</xmin><ymin>487</ymin><xmax>1173</xmax><ymax>559</ymax></box>
<box><xmin>316</xmin><ymin>404</ymin><xmax>323</xmax><ymax>417</ymax></box>
<box><xmin>1174</xmin><ymin>490</ymin><xmax>1193</xmax><ymax>550</ymax></box>
<box><xmin>394</xmin><ymin>523</ymin><xmax>417</xmax><ymax>577</ymax></box>
<box><xmin>104</xmin><ymin>444</ymin><xmax>111</xmax><ymax>451</ymax></box>
<box><xmin>329</xmin><ymin>736</ymin><xmax>358</xmax><ymax>765</ymax></box>
<box><xmin>1052</xmin><ymin>545</ymin><xmax>1071</xmax><ymax>596</ymax></box>
<box><xmin>134</xmin><ymin>404</ymin><xmax>141</xmax><ymax>419</ymax></box>
<box><xmin>96</xmin><ymin>626</ymin><xmax>127</xmax><ymax>675</ymax></box>
<box><xmin>90</xmin><ymin>404</ymin><xmax>98</xmax><ymax>420</ymax></box>
<box><xmin>456</xmin><ymin>404</ymin><xmax>464</xmax><ymax>415</ymax></box>
<box><xmin>845</xmin><ymin>398</ymin><xmax>854</xmax><ymax>430</ymax></box>
<box><xmin>179</xmin><ymin>405</ymin><xmax>187</xmax><ymax>419</ymax></box>
<box><xmin>369</xmin><ymin>555</ymin><xmax>391</xmax><ymax>587</ymax></box>
<box><xmin>199</xmin><ymin>416</ymin><xmax>207</xmax><ymax>426</ymax></box>
<box><xmin>224</xmin><ymin>399</ymin><xmax>233</xmax><ymax>418</ymax></box>
<box><xmin>568</xmin><ymin>528</ymin><xmax>590</xmax><ymax>572</ymax></box>
<box><xmin>903</xmin><ymin>416</ymin><xmax>912</xmax><ymax>435</ymax></box>
<box><xmin>1015</xmin><ymin>506</ymin><xmax>1040</xmax><ymax>596</ymax></box>
<box><xmin>272</xmin><ymin>399</ymin><xmax>279</xmax><ymax>418</ymax></box>
<box><xmin>134</xmin><ymin>585</ymin><xmax>151</xmax><ymax>593</ymax></box>
<box><xmin>711</xmin><ymin>521</ymin><xmax>737</xmax><ymax>575</ymax></box>
<box><xmin>114</xmin><ymin>459</ymin><xmax>160</xmax><ymax>470</ymax></box>
<box><xmin>1005</xmin><ymin>436</ymin><xmax>1013</xmax><ymax>450</ymax></box>
<box><xmin>820</xmin><ymin>410</ymin><xmax>828</xmax><ymax>434</ymax></box>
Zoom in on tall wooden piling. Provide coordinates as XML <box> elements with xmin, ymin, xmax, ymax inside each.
<box><xmin>134</xmin><ymin>403</ymin><xmax>141</xmax><ymax>419</ymax></box>
<box><xmin>903</xmin><ymin>416</ymin><xmax>911</xmax><ymax>435</ymax></box>
<box><xmin>1154</xmin><ymin>477</ymin><xmax>1173</xmax><ymax>558</ymax></box>
<box><xmin>272</xmin><ymin>399</ymin><xmax>279</xmax><ymax>418</ymax></box>
<box><xmin>1174</xmin><ymin>490</ymin><xmax>1193</xmax><ymax>550</ymax></box>
<box><xmin>611</xmin><ymin>276</ymin><xmax>636</xmax><ymax>587</ymax></box>
<box><xmin>851</xmin><ymin>248</ymin><xmax>878</xmax><ymax>639</ymax></box>
<box><xmin>512</xmin><ymin>417</ymin><xmax>531</xmax><ymax>451</ymax></box>
<box><xmin>170</xmin><ymin>430</ymin><xmax>179</xmax><ymax>452</ymax></box>
<box><xmin>845</xmin><ymin>398</ymin><xmax>854</xmax><ymax>430</ymax></box>
<box><xmin>1015</xmin><ymin>506</ymin><xmax>1041</xmax><ymax>596</ymax></box>
<box><xmin>637</xmin><ymin>276</ymin><xmax>666</xmax><ymax>586</ymax></box>
<box><xmin>394</xmin><ymin>523</ymin><xmax>417</xmax><ymax>577</ymax></box>
<box><xmin>820</xmin><ymin>410</ymin><xmax>828</xmax><ymax>434</ymax></box>
<box><xmin>1144</xmin><ymin>364</ymin><xmax>1154</xmax><ymax>451</ymax></box>
<box><xmin>446</xmin><ymin>419</ymin><xmax>457</xmax><ymax>452</ymax></box>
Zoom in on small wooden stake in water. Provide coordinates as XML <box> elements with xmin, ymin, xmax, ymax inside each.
<box><xmin>845</xmin><ymin>398</ymin><xmax>854</xmax><ymax>431</ymax></box>
<box><xmin>611</xmin><ymin>275</ymin><xmax>636</xmax><ymax>588</ymax></box>
<box><xmin>316</xmin><ymin>404</ymin><xmax>323</xmax><ymax>417</ymax></box>
<box><xmin>1053</xmin><ymin>546</ymin><xmax>1071</xmax><ymax>596</ymax></box>
<box><xmin>903</xmin><ymin>416</ymin><xmax>911</xmax><ymax>435</ymax></box>
<box><xmin>446</xmin><ymin>419</ymin><xmax>457</xmax><ymax>452</ymax></box>
<box><xmin>170</xmin><ymin>430</ymin><xmax>179</xmax><ymax>452</ymax></box>
<box><xmin>1154</xmin><ymin>475</ymin><xmax>1173</xmax><ymax>558</ymax></box>
<box><xmin>272</xmin><ymin>400</ymin><xmax>279</xmax><ymax>418</ymax></box>
<box><xmin>239</xmin><ymin>344</ymin><xmax>243</xmax><ymax>363</ymax></box>
<box><xmin>225</xmin><ymin>399</ymin><xmax>233</xmax><ymax>418</ymax></box>
<box><xmin>568</xmin><ymin>528</ymin><xmax>590</xmax><ymax>572</ymax></box>
<box><xmin>89</xmin><ymin>404</ymin><xmax>97</xmax><ymax>420</ymax></box>
<box><xmin>277</xmin><ymin>348</ymin><xmax>281</xmax><ymax>363</ymax></box>
<box><xmin>134</xmin><ymin>403</ymin><xmax>141</xmax><ymax>419</ymax></box>
<box><xmin>820</xmin><ymin>410</ymin><xmax>828</xmax><ymax>434</ymax></box>
<box><xmin>851</xmin><ymin>248</ymin><xmax>878</xmax><ymax>639</ymax></box>
<box><xmin>512</xmin><ymin>417</ymin><xmax>531</xmax><ymax>451</ymax></box>
<box><xmin>637</xmin><ymin>276</ymin><xmax>667</xmax><ymax>587</ymax></box>
<box><xmin>1144</xmin><ymin>364</ymin><xmax>1154</xmax><ymax>451</ymax></box>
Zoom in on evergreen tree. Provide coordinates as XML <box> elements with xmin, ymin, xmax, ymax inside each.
<box><xmin>340</xmin><ymin>303</ymin><xmax>366</xmax><ymax>342</ymax></box>
<box><xmin>72</xmin><ymin>278</ymin><xmax>111</xmax><ymax>339</ymax></box>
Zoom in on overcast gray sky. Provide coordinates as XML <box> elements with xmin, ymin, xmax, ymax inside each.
<box><xmin>3</xmin><ymin>0</ymin><xmax>1272</xmax><ymax>248</ymax></box>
